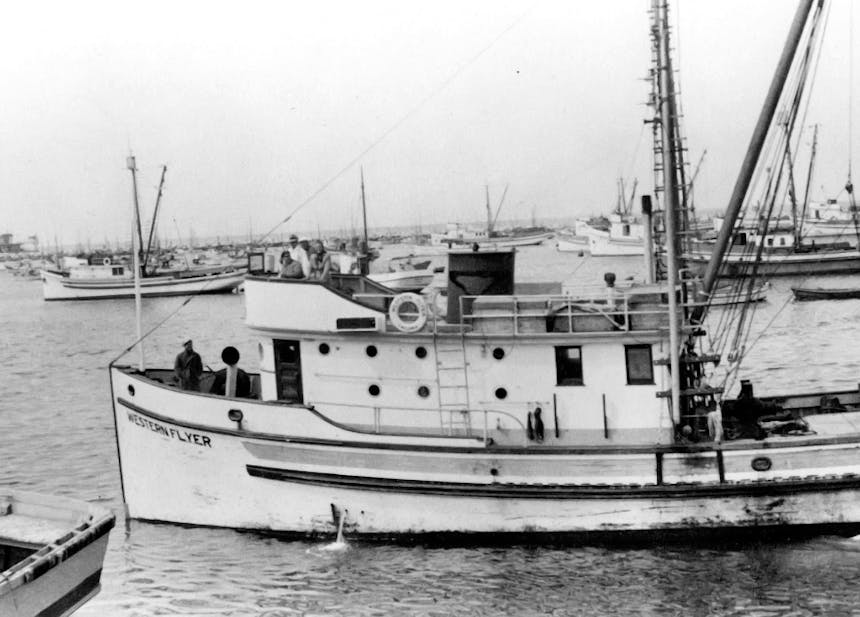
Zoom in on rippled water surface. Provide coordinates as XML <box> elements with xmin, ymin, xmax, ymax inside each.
<box><xmin>2</xmin><ymin>244</ymin><xmax>860</xmax><ymax>616</ymax></box>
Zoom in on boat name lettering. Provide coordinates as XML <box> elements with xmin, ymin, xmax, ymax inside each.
<box><xmin>126</xmin><ymin>412</ymin><xmax>212</xmax><ymax>447</ymax></box>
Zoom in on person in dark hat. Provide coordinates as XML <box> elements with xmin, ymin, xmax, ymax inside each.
<box><xmin>174</xmin><ymin>339</ymin><xmax>203</xmax><ymax>391</ymax></box>
<box><xmin>210</xmin><ymin>346</ymin><xmax>252</xmax><ymax>398</ymax></box>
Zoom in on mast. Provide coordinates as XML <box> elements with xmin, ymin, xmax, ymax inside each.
<box><xmin>695</xmin><ymin>0</ymin><xmax>817</xmax><ymax>316</ymax></box>
<box><xmin>360</xmin><ymin>167</ymin><xmax>369</xmax><ymax>250</ymax></box>
<box><xmin>654</xmin><ymin>0</ymin><xmax>683</xmax><ymax>427</ymax></box>
<box><xmin>127</xmin><ymin>155</ymin><xmax>145</xmax><ymax>372</ymax></box>
<box><xmin>142</xmin><ymin>165</ymin><xmax>167</xmax><ymax>274</ymax></box>
<box><xmin>485</xmin><ymin>185</ymin><xmax>493</xmax><ymax>235</ymax></box>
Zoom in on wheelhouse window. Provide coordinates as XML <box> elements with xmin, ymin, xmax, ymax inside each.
<box><xmin>625</xmin><ymin>344</ymin><xmax>653</xmax><ymax>385</ymax></box>
<box><xmin>555</xmin><ymin>346</ymin><xmax>583</xmax><ymax>386</ymax></box>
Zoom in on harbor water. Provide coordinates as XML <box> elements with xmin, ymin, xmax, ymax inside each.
<box><xmin>2</xmin><ymin>243</ymin><xmax>860</xmax><ymax>616</ymax></box>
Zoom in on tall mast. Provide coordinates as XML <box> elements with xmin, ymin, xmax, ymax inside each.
<box><xmin>654</xmin><ymin>0</ymin><xmax>683</xmax><ymax>427</ymax></box>
<box><xmin>142</xmin><ymin>165</ymin><xmax>167</xmax><ymax>274</ymax></box>
<box><xmin>360</xmin><ymin>167</ymin><xmax>369</xmax><ymax>249</ymax></box>
<box><xmin>127</xmin><ymin>155</ymin><xmax>144</xmax><ymax>372</ymax></box>
<box><xmin>486</xmin><ymin>185</ymin><xmax>493</xmax><ymax>234</ymax></box>
<box><xmin>696</xmin><ymin>0</ymin><xmax>817</xmax><ymax>315</ymax></box>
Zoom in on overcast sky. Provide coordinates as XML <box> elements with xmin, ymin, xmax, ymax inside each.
<box><xmin>0</xmin><ymin>0</ymin><xmax>854</xmax><ymax>246</ymax></box>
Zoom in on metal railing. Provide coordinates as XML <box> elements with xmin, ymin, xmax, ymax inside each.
<box><xmin>309</xmin><ymin>399</ymin><xmax>529</xmax><ymax>443</ymax></box>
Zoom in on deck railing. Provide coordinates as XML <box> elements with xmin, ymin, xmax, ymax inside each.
<box><xmin>309</xmin><ymin>400</ymin><xmax>531</xmax><ymax>443</ymax></box>
<box><xmin>350</xmin><ymin>286</ymin><xmax>684</xmax><ymax>336</ymax></box>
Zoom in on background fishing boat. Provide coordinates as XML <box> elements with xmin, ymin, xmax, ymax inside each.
<box><xmin>791</xmin><ymin>285</ymin><xmax>860</xmax><ymax>301</ymax></box>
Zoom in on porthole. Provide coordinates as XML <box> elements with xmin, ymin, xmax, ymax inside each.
<box><xmin>127</xmin><ymin>385</ymin><xmax>135</xmax><ymax>396</ymax></box>
<box><xmin>415</xmin><ymin>346</ymin><xmax>428</xmax><ymax>359</ymax></box>
<box><xmin>368</xmin><ymin>384</ymin><xmax>381</xmax><ymax>396</ymax></box>
<box><xmin>366</xmin><ymin>345</ymin><xmax>378</xmax><ymax>358</ymax></box>
<box><xmin>319</xmin><ymin>343</ymin><xmax>330</xmax><ymax>355</ymax></box>
<box><xmin>495</xmin><ymin>387</ymin><xmax>508</xmax><ymax>400</ymax></box>
<box><xmin>417</xmin><ymin>385</ymin><xmax>430</xmax><ymax>398</ymax></box>
<box><xmin>751</xmin><ymin>456</ymin><xmax>772</xmax><ymax>472</ymax></box>
<box><xmin>492</xmin><ymin>347</ymin><xmax>505</xmax><ymax>360</ymax></box>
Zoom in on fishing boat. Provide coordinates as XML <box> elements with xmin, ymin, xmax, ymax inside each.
<box><xmin>109</xmin><ymin>0</ymin><xmax>860</xmax><ymax>538</ymax></box>
<box><xmin>367</xmin><ymin>257</ymin><xmax>439</xmax><ymax>292</ymax></box>
<box><xmin>41</xmin><ymin>163</ymin><xmax>246</xmax><ymax>301</ymax></box>
<box><xmin>0</xmin><ymin>490</ymin><xmax>114</xmax><ymax>616</ymax></box>
<box><xmin>431</xmin><ymin>186</ymin><xmax>553</xmax><ymax>249</ymax></box>
<box><xmin>555</xmin><ymin>234</ymin><xmax>589</xmax><ymax>253</ymax></box>
<box><xmin>41</xmin><ymin>262</ymin><xmax>245</xmax><ymax>301</ymax></box>
<box><xmin>791</xmin><ymin>285</ymin><xmax>860</xmax><ymax>301</ymax></box>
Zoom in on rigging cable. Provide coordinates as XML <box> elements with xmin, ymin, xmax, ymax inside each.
<box><xmin>254</xmin><ymin>8</ymin><xmax>534</xmax><ymax>245</ymax></box>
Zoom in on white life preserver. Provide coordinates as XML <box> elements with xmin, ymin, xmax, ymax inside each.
<box><xmin>388</xmin><ymin>292</ymin><xmax>428</xmax><ymax>333</ymax></box>
<box><xmin>102</xmin><ymin>257</ymin><xmax>111</xmax><ymax>266</ymax></box>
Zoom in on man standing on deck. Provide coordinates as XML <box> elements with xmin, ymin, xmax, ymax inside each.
<box><xmin>174</xmin><ymin>339</ymin><xmax>203</xmax><ymax>391</ymax></box>
<box><xmin>287</xmin><ymin>234</ymin><xmax>310</xmax><ymax>278</ymax></box>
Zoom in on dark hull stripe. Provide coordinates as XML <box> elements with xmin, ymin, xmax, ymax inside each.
<box><xmin>35</xmin><ymin>569</ymin><xmax>102</xmax><ymax>617</ymax></box>
<box><xmin>117</xmin><ymin>395</ymin><xmax>860</xmax><ymax>456</ymax></box>
<box><xmin>130</xmin><ymin>516</ymin><xmax>860</xmax><ymax>543</ymax></box>
<box><xmin>246</xmin><ymin>464</ymin><xmax>860</xmax><ymax>499</ymax></box>
<box><xmin>45</xmin><ymin>287</ymin><xmax>238</xmax><ymax>301</ymax></box>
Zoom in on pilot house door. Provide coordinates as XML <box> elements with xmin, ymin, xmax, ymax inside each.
<box><xmin>273</xmin><ymin>339</ymin><xmax>303</xmax><ymax>403</ymax></box>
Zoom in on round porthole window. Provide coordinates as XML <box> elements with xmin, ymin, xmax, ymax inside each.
<box><xmin>495</xmin><ymin>387</ymin><xmax>508</xmax><ymax>400</ymax></box>
<box><xmin>319</xmin><ymin>343</ymin><xmax>330</xmax><ymax>355</ymax></box>
<box><xmin>127</xmin><ymin>385</ymin><xmax>135</xmax><ymax>396</ymax></box>
<box><xmin>369</xmin><ymin>384</ymin><xmax>381</xmax><ymax>396</ymax></box>
<box><xmin>751</xmin><ymin>456</ymin><xmax>772</xmax><ymax>472</ymax></box>
<box><xmin>492</xmin><ymin>347</ymin><xmax>505</xmax><ymax>360</ymax></box>
<box><xmin>366</xmin><ymin>345</ymin><xmax>378</xmax><ymax>358</ymax></box>
<box><xmin>415</xmin><ymin>346</ymin><xmax>428</xmax><ymax>359</ymax></box>
<box><xmin>417</xmin><ymin>385</ymin><xmax>430</xmax><ymax>398</ymax></box>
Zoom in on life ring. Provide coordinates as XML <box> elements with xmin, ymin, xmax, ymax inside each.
<box><xmin>388</xmin><ymin>292</ymin><xmax>428</xmax><ymax>333</ymax></box>
<box><xmin>102</xmin><ymin>257</ymin><xmax>111</xmax><ymax>266</ymax></box>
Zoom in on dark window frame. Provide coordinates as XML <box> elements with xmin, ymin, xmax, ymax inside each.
<box><xmin>624</xmin><ymin>344</ymin><xmax>654</xmax><ymax>385</ymax></box>
<box><xmin>555</xmin><ymin>346</ymin><xmax>584</xmax><ymax>386</ymax></box>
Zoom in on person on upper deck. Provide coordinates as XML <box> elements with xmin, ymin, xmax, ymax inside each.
<box><xmin>308</xmin><ymin>240</ymin><xmax>332</xmax><ymax>283</ymax></box>
<box><xmin>278</xmin><ymin>251</ymin><xmax>304</xmax><ymax>279</ymax></box>
<box><xmin>174</xmin><ymin>339</ymin><xmax>203</xmax><ymax>391</ymax></box>
<box><xmin>287</xmin><ymin>234</ymin><xmax>310</xmax><ymax>278</ymax></box>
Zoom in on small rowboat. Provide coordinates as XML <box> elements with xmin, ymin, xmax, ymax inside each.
<box><xmin>0</xmin><ymin>490</ymin><xmax>115</xmax><ymax>616</ymax></box>
<box><xmin>791</xmin><ymin>286</ymin><xmax>860</xmax><ymax>301</ymax></box>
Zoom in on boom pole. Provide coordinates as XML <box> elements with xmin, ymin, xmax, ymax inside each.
<box><xmin>695</xmin><ymin>0</ymin><xmax>817</xmax><ymax>320</ymax></box>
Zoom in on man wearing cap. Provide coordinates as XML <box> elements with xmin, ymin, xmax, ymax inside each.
<box><xmin>174</xmin><ymin>339</ymin><xmax>203</xmax><ymax>391</ymax></box>
<box><xmin>287</xmin><ymin>234</ymin><xmax>310</xmax><ymax>278</ymax></box>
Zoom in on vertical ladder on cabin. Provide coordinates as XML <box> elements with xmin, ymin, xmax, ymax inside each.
<box><xmin>433</xmin><ymin>332</ymin><xmax>472</xmax><ymax>436</ymax></box>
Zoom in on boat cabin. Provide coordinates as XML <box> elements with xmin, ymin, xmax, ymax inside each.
<box><xmin>244</xmin><ymin>249</ymin><xmax>695</xmax><ymax>446</ymax></box>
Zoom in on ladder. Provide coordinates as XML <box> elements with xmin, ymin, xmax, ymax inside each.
<box><xmin>433</xmin><ymin>332</ymin><xmax>472</xmax><ymax>436</ymax></box>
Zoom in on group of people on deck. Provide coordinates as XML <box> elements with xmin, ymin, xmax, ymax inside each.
<box><xmin>278</xmin><ymin>234</ymin><xmax>331</xmax><ymax>283</ymax></box>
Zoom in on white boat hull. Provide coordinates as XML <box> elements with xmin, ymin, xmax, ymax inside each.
<box><xmin>368</xmin><ymin>270</ymin><xmax>436</xmax><ymax>292</ymax></box>
<box><xmin>0</xmin><ymin>491</ymin><xmax>114</xmax><ymax>616</ymax></box>
<box><xmin>588</xmin><ymin>234</ymin><xmax>644</xmax><ymax>256</ymax></box>
<box><xmin>41</xmin><ymin>268</ymin><xmax>245</xmax><ymax>300</ymax></box>
<box><xmin>111</xmin><ymin>367</ymin><xmax>860</xmax><ymax>536</ymax></box>
<box><xmin>556</xmin><ymin>236</ymin><xmax>589</xmax><ymax>253</ymax></box>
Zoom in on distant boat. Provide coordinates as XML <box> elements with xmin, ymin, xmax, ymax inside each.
<box><xmin>41</xmin><ymin>261</ymin><xmax>245</xmax><ymax>301</ymax></box>
<box><xmin>368</xmin><ymin>257</ymin><xmax>439</xmax><ymax>292</ymax></box>
<box><xmin>555</xmin><ymin>233</ymin><xmax>589</xmax><ymax>253</ymax></box>
<box><xmin>0</xmin><ymin>490</ymin><xmax>114</xmax><ymax>616</ymax></box>
<box><xmin>792</xmin><ymin>286</ymin><xmax>860</xmax><ymax>301</ymax></box>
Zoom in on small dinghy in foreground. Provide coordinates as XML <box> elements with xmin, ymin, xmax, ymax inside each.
<box><xmin>0</xmin><ymin>490</ymin><xmax>115</xmax><ymax>616</ymax></box>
